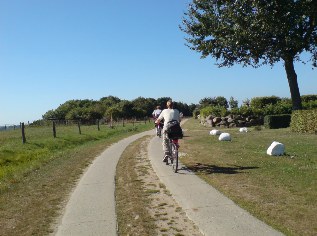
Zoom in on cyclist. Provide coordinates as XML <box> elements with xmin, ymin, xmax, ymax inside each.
<box><xmin>152</xmin><ymin>106</ymin><xmax>162</xmax><ymax>119</ymax></box>
<box><xmin>155</xmin><ymin>100</ymin><xmax>180</xmax><ymax>162</ymax></box>
<box><xmin>152</xmin><ymin>106</ymin><xmax>163</xmax><ymax>136</ymax></box>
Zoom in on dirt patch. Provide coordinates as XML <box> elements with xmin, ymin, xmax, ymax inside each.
<box><xmin>116</xmin><ymin>136</ymin><xmax>202</xmax><ymax>235</ymax></box>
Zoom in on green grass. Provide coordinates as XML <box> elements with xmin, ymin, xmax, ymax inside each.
<box><xmin>181</xmin><ymin>118</ymin><xmax>317</xmax><ymax>236</ymax></box>
<box><xmin>0</xmin><ymin>122</ymin><xmax>153</xmax><ymax>190</ymax></box>
<box><xmin>0</xmin><ymin>121</ymin><xmax>153</xmax><ymax>235</ymax></box>
<box><xmin>115</xmin><ymin>136</ymin><xmax>156</xmax><ymax>236</ymax></box>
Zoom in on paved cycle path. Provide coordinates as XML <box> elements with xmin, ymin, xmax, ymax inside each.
<box><xmin>149</xmin><ymin>136</ymin><xmax>284</xmax><ymax>236</ymax></box>
<box><xmin>54</xmin><ymin>127</ymin><xmax>284</xmax><ymax>236</ymax></box>
<box><xmin>53</xmin><ymin>130</ymin><xmax>153</xmax><ymax>236</ymax></box>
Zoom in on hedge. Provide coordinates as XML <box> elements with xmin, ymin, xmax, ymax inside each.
<box><xmin>264</xmin><ymin>114</ymin><xmax>291</xmax><ymax>129</ymax></box>
<box><xmin>290</xmin><ymin>109</ymin><xmax>317</xmax><ymax>133</ymax></box>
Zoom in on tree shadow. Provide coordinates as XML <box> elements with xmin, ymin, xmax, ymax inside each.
<box><xmin>184</xmin><ymin>163</ymin><xmax>259</xmax><ymax>175</ymax></box>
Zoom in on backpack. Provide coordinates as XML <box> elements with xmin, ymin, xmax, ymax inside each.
<box><xmin>166</xmin><ymin>120</ymin><xmax>183</xmax><ymax>139</ymax></box>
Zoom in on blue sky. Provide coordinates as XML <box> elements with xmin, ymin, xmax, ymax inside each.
<box><xmin>1</xmin><ymin>0</ymin><xmax>316</xmax><ymax>125</ymax></box>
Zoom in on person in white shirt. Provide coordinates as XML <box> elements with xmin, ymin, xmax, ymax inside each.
<box><xmin>152</xmin><ymin>106</ymin><xmax>162</xmax><ymax>119</ymax></box>
<box><xmin>155</xmin><ymin>100</ymin><xmax>180</xmax><ymax>162</ymax></box>
<box><xmin>152</xmin><ymin>106</ymin><xmax>163</xmax><ymax>136</ymax></box>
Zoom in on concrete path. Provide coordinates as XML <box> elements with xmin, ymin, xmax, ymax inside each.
<box><xmin>54</xmin><ymin>130</ymin><xmax>153</xmax><ymax>236</ymax></box>
<box><xmin>54</xmin><ymin>128</ymin><xmax>284</xmax><ymax>236</ymax></box>
<box><xmin>148</xmin><ymin>136</ymin><xmax>284</xmax><ymax>236</ymax></box>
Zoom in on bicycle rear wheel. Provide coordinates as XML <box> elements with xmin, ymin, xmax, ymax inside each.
<box><xmin>171</xmin><ymin>143</ymin><xmax>178</xmax><ymax>173</ymax></box>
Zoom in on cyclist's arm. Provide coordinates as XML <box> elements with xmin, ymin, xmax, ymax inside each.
<box><xmin>155</xmin><ymin>111</ymin><xmax>164</xmax><ymax>124</ymax></box>
<box><xmin>176</xmin><ymin>109</ymin><xmax>181</xmax><ymax>122</ymax></box>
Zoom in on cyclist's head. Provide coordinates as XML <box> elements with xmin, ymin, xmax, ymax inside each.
<box><xmin>167</xmin><ymin>100</ymin><xmax>173</xmax><ymax>108</ymax></box>
<box><xmin>156</xmin><ymin>106</ymin><xmax>161</xmax><ymax>109</ymax></box>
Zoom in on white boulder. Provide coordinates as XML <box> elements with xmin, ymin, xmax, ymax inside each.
<box><xmin>219</xmin><ymin>133</ymin><xmax>231</xmax><ymax>141</ymax></box>
<box><xmin>239</xmin><ymin>127</ymin><xmax>248</xmax><ymax>132</ymax></box>
<box><xmin>210</xmin><ymin>129</ymin><xmax>222</xmax><ymax>135</ymax></box>
<box><xmin>267</xmin><ymin>141</ymin><xmax>285</xmax><ymax>156</ymax></box>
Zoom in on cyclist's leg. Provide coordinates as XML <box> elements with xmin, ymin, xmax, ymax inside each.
<box><xmin>162</xmin><ymin>131</ymin><xmax>170</xmax><ymax>162</ymax></box>
<box><xmin>173</xmin><ymin>142</ymin><xmax>179</xmax><ymax>172</ymax></box>
<box><xmin>156</xmin><ymin>123</ymin><xmax>161</xmax><ymax>136</ymax></box>
<box><xmin>157</xmin><ymin>124</ymin><xmax>162</xmax><ymax>138</ymax></box>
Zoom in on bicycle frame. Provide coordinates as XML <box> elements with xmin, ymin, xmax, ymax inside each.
<box><xmin>166</xmin><ymin>138</ymin><xmax>179</xmax><ymax>173</ymax></box>
<box><xmin>156</xmin><ymin>122</ymin><xmax>163</xmax><ymax>138</ymax></box>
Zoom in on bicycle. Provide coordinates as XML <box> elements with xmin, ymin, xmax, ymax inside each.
<box><xmin>155</xmin><ymin>121</ymin><xmax>163</xmax><ymax>138</ymax></box>
<box><xmin>165</xmin><ymin>138</ymin><xmax>179</xmax><ymax>173</ymax></box>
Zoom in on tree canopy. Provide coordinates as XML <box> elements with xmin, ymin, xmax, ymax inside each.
<box><xmin>181</xmin><ymin>0</ymin><xmax>317</xmax><ymax>110</ymax></box>
<box><xmin>42</xmin><ymin>96</ymin><xmax>196</xmax><ymax>122</ymax></box>
<box><xmin>199</xmin><ymin>96</ymin><xmax>228</xmax><ymax>108</ymax></box>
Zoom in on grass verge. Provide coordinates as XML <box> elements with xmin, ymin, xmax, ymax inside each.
<box><xmin>115</xmin><ymin>136</ymin><xmax>156</xmax><ymax>236</ymax></box>
<box><xmin>180</xmin><ymin>118</ymin><xmax>317</xmax><ymax>236</ymax></box>
<box><xmin>0</xmin><ymin>122</ymin><xmax>153</xmax><ymax>236</ymax></box>
<box><xmin>115</xmin><ymin>136</ymin><xmax>202</xmax><ymax>236</ymax></box>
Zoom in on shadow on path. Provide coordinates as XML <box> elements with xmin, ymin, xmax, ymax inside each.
<box><xmin>185</xmin><ymin>163</ymin><xmax>259</xmax><ymax>175</ymax></box>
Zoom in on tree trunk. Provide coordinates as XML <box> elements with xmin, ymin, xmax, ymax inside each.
<box><xmin>284</xmin><ymin>57</ymin><xmax>302</xmax><ymax>110</ymax></box>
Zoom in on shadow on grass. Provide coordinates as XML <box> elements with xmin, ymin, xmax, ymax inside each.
<box><xmin>185</xmin><ymin>163</ymin><xmax>259</xmax><ymax>175</ymax></box>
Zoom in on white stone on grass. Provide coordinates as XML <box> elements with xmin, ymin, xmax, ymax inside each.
<box><xmin>267</xmin><ymin>141</ymin><xmax>285</xmax><ymax>156</ymax></box>
<box><xmin>239</xmin><ymin>127</ymin><xmax>248</xmax><ymax>132</ymax></box>
<box><xmin>210</xmin><ymin>129</ymin><xmax>222</xmax><ymax>135</ymax></box>
<box><xmin>219</xmin><ymin>133</ymin><xmax>231</xmax><ymax>141</ymax></box>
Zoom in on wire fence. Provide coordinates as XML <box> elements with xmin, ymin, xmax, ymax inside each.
<box><xmin>0</xmin><ymin>117</ymin><xmax>154</xmax><ymax>144</ymax></box>
<box><xmin>0</xmin><ymin>117</ymin><xmax>153</xmax><ymax>129</ymax></box>
<box><xmin>0</xmin><ymin>124</ymin><xmax>21</xmax><ymax>131</ymax></box>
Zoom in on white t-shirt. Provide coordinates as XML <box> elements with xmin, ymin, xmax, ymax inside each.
<box><xmin>152</xmin><ymin>109</ymin><xmax>162</xmax><ymax>118</ymax></box>
<box><xmin>157</xmin><ymin>108</ymin><xmax>180</xmax><ymax>131</ymax></box>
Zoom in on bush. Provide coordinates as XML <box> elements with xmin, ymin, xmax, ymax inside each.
<box><xmin>290</xmin><ymin>109</ymin><xmax>317</xmax><ymax>133</ymax></box>
<box><xmin>229</xmin><ymin>107</ymin><xmax>240</xmax><ymax>115</ymax></box>
<box><xmin>238</xmin><ymin>106</ymin><xmax>254</xmax><ymax>117</ymax></box>
<box><xmin>200</xmin><ymin>105</ymin><xmax>228</xmax><ymax>118</ymax></box>
<box><xmin>272</xmin><ymin>100</ymin><xmax>293</xmax><ymax>114</ymax></box>
<box><xmin>192</xmin><ymin>108</ymin><xmax>200</xmax><ymax>119</ymax></box>
<box><xmin>264</xmin><ymin>114</ymin><xmax>291</xmax><ymax>129</ymax></box>
<box><xmin>303</xmin><ymin>100</ymin><xmax>317</xmax><ymax>110</ymax></box>
<box><xmin>301</xmin><ymin>94</ymin><xmax>317</xmax><ymax>103</ymax></box>
<box><xmin>250</xmin><ymin>96</ymin><xmax>281</xmax><ymax>109</ymax></box>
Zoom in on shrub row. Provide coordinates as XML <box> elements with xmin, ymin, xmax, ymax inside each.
<box><xmin>264</xmin><ymin>114</ymin><xmax>291</xmax><ymax>129</ymax></box>
<box><xmin>290</xmin><ymin>109</ymin><xmax>317</xmax><ymax>133</ymax></box>
<box><xmin>250</xmin><ymin>95</ymin><xmax>317</xmax><ymax>109</ymax></box>
<box><xmin>198</xmin><ymin>99</ymin><xmax>317</xmax><ymax>120</ymax></box>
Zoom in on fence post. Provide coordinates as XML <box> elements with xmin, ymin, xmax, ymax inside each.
<box><xmin>122</xmin><ymin>118</ymin><xmax>125</xmax><ymax>127</ymax></box>
<box><xmin>53</xmin><ymin>121</ymin><xmax>56</xmax><ymax>138</ymax></box>
<box><xmin>110</xmin><ymin>113</ymin><xmax>113</xmax><ymax>129</ymax></box>
<box><xmin>78</xmin><ymin>121</ymin><xmax>81</xmax><ymax>134</ymax></box>
<box><xmin>21</xmin><ymin>122</ymin><xmax>26</xmax><ymax>144</ymax></box>
<box><xmin>97</xmin><ymin>119</ymin><xmax>100</xmax><ymax>131</ymax></box>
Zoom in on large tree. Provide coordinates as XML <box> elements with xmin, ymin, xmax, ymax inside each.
<box><xmin>181</xmin><ymin>0</ymin><xmax>317</xmax><ymax>110</ymax></box>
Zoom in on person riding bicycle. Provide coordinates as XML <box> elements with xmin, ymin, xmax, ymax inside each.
<box><xmin>152</xmin><ymin>106</ymin><xmax>163</xmax><ymax>136</ymax></box>
<box><xmin>152</xmin><ymin>106</ymin><xmax>162</xmax><ymax>119</ymax></box>
<box><xmin>155</xmin><ymin>100</ymin><xmax>180</xmax><ymax>162</ymax></box>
